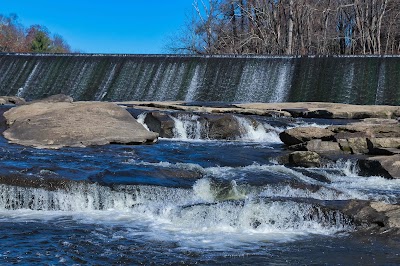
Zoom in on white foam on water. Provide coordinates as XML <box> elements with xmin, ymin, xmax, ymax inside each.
<box><xmin>95</xmin><ymin>64</ymin><xmax>116</xmax><ymax>100</ymax></box>
<box><xmin>375</xmin><ymin>61</ymin><xmax>386</xmax><ymax>104</ymax></box>
<box><xmin>185</xmin><ymin>64</ymin><xmax>203</xmax><ymax>102</ymax></box>
<box><xmin>170</xmin><ymin>114</ymin><xmax>203</xmax><ymax>140</ymax></box>
<box><xmin>18</xmin><ymin>62</ymin><xmax>40</xmax><ymax>97</ymax></box>
<box><xmin>136</xmin><ymin>113</ymin><xmax>150</xmax><ymax>131</ymax></box>
<box><xmin>234</xmin><ymin>116</ymin><xmax>283</xmax><ymax>143</ymax></box>
<box><xmin>321</xmin><ymin>160</ymin><xmax>400</xmax><ymax>203</ymax></box>
<box><xmin>0</xmin><ymin>178</ymin><xmax>352</xmax><ymax>247</ymax></box>
<box><xmin>343</xmin><ymin>63</ymin><xmax>355</xmax><ymax>104</ymax></box>
<box><xmin>165</xmin><ymin>114</ymin><xmax>284</xmax><ymax>143</ymax></box>
<box><xmin>289</xmin><ymin>121</ymin><xmax>333</xmax><ymax>129</ymax></box>
<box><xmin>270</xmin><ymin>63</ymin><xmax>291</xmax><ymax>102</ymax></box>
<box><xmin>259</xmin><ymin>184</ymin><xmax>348</xmax><ymax>201</ymax></box>
<box><xmin>125</xmin><ymin>159</ymin><xmax>381</xmax><ymax>202</ymax></box>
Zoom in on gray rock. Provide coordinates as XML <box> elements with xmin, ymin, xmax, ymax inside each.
<box><xmin>367</xmin><ymin>137</ymin><xmax>400</xmax><ymax>148</ymax></box>
<box><xmin>330</xmin><ymin>119</ymin><xmax>400</xmax><ymax>139</ymax></box>
<box><xmin>279</xmin><ymin>127</ymin><xmax>335</xmax><ymax>146</ymax></box>
<box><xmin>3</xmin><ymin>101</ymin><xmax>158</xmax><ymax>149</ymax></box>
<box><xmin>288</xmin><ymin>151</ymin><xmax>321</xmax><ymax>168</ymax></box>
<box><xmin>357</xmin><ymin>159</ymin><xmax>394</xmax><ymax>179</ymax></box>
<box><xmin>358</xmin><ymin>155</ymin><xmax>400</xmax><ymax>179</ymax></box>
<box><xmin>143</xmin><ymin>111</ymin><xmax>250</xmax><ymax>140</ymax></box>
<box><xmin>206</xmin><ymin>114</ymin><xmax>244</xmax><ymax>140</ymax></box>
<box><xmin>346</xmin><ymin>137</ymin><xmax>369</xmax><ymax>154</ymax></box>
<box><xmin>305</xmin><ymin>139</ymin><xmax>342</xmax><ymax>154</ymax></box>
<box><xmin>144</xmin><ymin>111</ymin><xmax>176</xmax><ymax>138</ymax></box>
<box><xmin>0</xmin><ymin>96</ymin><xmax>26</xmax><ymax>105</ymax></box>
<box><xmin>366</xmin><ymin>138</ymin><xmax>400</xmax><ymax>155</ymax></box>
<box><xmin>341</xmin><ymin>200</ymin><xmax>400</xmax><ymax>234</ymax></box>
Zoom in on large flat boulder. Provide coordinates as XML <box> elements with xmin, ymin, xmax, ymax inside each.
<box><xmin>305</xmin><ymin>139</ymin><xmax>342</xmax><ymax>154</ymax></box>
<box><xmin>3</xmin><ymin>101</ymin><xmax>158</xmax><ymax>149</ymax></box>
<box><xmin>279</xmin><ymin>127</ymin><xmax>335</xmax><ymax>146</ymax></box>
<box><xmin>329</xmin><ymin>119</ymin><xmax>400</xmax><ymax>138</ymax></box>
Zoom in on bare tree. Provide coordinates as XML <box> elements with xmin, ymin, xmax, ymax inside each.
<box><xmin>171</xmin><ymin>0</ymin><xmax>400</xmax><ymax>55</ymax></box>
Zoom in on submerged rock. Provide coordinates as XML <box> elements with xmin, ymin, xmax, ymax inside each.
<box><xmin>3</xmin><ymin>101</ymin><xmax>158</xmax><ymax>149</ymax></box>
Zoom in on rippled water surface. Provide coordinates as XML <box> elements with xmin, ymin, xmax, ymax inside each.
<box><xmin>0</xmin><ymin>115</ymin><xmax>399</xmax><ymax>265</ymax></box>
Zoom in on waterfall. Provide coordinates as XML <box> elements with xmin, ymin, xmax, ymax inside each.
<box><xmin>270</xmin><ymin>62</ymin><xmax>292</xmax><ymax>102</ymax></box>
<box><xmin>18</xmin><ymin>62</ymin><xmax>40</xmax><ymax>97</ymax></box>
<box><xmin>170</xmin><ymin>114</ymin><xmax>204</xmax><ymax>140</ymax></box>
<box><xmin>0</xmin><ymin>181</ymin><xmax>352</xmax><ymax>236</ymax></box>
<box><xmin>375</xmin><ymin>61</ymin><xmax>386</xmax><ymax>105</ymax></box>
<box><xmin>185</xmin><ymin>64</ymin><xmax>203</xmax><ymax>102</ymax></box>
<box><xmin>342</xmin><ymin>62</ymin><xmax>355</xmax><ymax>104</ymax></box>
<box><xmin>0</xmin><ymin>54</ymin><xmax>399</xmax><ymax>104</ymax></box>
<box><xmin>164</xmin><ymin>113</ymin><xmax>283</xmax><ymax>142</ymax></box>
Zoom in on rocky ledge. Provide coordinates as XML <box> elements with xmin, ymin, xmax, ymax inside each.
<box><xmin>3</xmin><ymin>95</ymin><xmax>158</xmax><ymax>149</ymax></box>
<box><xmin>278</xmin><ymin>118</ymin><xmax>400</xmax><ymax>179</ymax></box>
<box><xmin>118</xmin><ymin>101</ymin><xmax>400</xmax><ymax>119</ymax></box>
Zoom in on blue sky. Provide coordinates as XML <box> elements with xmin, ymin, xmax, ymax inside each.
<box><xmin>1</xmin><ymin>0</ymin><xmax>194</xmax><ymax>54</ymax></box>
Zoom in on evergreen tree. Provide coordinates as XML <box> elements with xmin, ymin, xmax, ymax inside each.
<box><xmin>31</xmin><ymin>31</ymin><xmax>52</xmax><ymax>52</ymax></box>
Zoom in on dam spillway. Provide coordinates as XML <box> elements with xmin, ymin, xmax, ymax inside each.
<box><xmin>0</xmin><ymin>53</ymin><xmax>399</xmax><ymax>104</ymax></box>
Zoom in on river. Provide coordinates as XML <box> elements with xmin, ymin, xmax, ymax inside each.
<box><xmin>0</xmin><ymin>112</ymin><xmax>399</xmax><ymax>264</ymax></box>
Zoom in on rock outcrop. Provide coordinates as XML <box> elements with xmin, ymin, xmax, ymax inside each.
<box><xmin>358</xmin><ymin>155</ymin><xmax>400</xmax><ymax>179</ymax></box>
<box><xmin>0</xmin><ymin>96</ymin><xmax>26</xmax><ymax>105</ymax></box>
<box><xmin>279</xmin><ymin>127</ymin><xmax>335</xmax><ymax>146</ymax></box>
<box><xmin>288</xmin><ymin>151</ymin><xmax>321</xmax><ymax>168</ymax></box>
<box><xmin>119</xmin><ymin>101</ymin><xmax>400</xmax><ymax>120</ymax></box>
<box><xmin>279</xmin><ymin>118</ymin><xmax>400</xmax><ymax>178</ymax></box>
<box><xmin>143</xmin><ymin>111</ymin><xmax>256</xmax><ymax>140</ymax></box>
<box><xmin>341</xmin><ymin>200</ymin><xmax>400</xmax><ymax>234</ymax></box>
<box><xmin>144</xmin><ymin>111</ymin><xmax>176</xmax><ymax>138</ymax></box>
<box><xmin>3</xmin><ymin>101</ymin><xmax>158</xmax><ymax>149</ymax></box>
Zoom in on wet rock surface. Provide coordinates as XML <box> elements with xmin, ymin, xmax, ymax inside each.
<box><xmin>278</xmin><ymin>118</ymin><xmax>400</xmax><ymax>179</ymax></box>
<box><xmin>341</xmin><ymin>200</ymin><xmax>400</xmax><ymax>235</ymax></box>
<box><xmin>1</xmin><ymin>97</ymin><xmax>400</xmax><ymax>237</ymax></box>
<box><xmin>142</xmin><ymin>111</ymin><xmax>255</xmax><ymax>140</ymax></box>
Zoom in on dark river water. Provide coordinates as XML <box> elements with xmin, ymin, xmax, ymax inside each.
<box><xmin>0</xmin><ymin>113</ymin><xmax>399</xmax><ymax>265</ymax></box>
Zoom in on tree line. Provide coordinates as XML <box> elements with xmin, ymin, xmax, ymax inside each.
<box><xmin>0</xmin><ymin>14</ymin><xmax>71</xmax><ymax>53</ymax></box>
<box><xmin>171</xmin><ymin>0</ymin><xmax>400</xmax><ymax>55</ymax></box>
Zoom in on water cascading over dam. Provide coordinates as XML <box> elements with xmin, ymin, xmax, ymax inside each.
<box><xmin>0</xmin><ymin>53</ymin><xmax>399</xmax><ymax>104</ymax></box>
